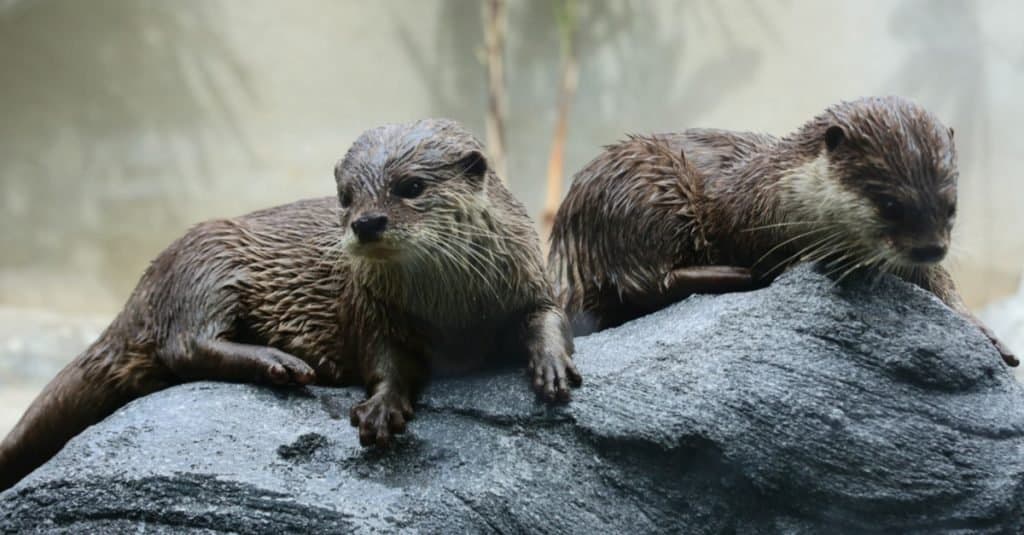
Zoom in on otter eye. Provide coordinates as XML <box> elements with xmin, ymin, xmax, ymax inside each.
<box><xmin>947</xmin><ymin>204</ymin><xmax>957</xmax><ymax>218</ymax></box>
<box><xmin>824</xmin><ymin>125</ymin><xmax>845</xmax><ymax>151</ymax></box>
<box><xmin>393</xmin><ymin>177</ymin><xmax>426</xmax><ymax>199</ymax></box>
<box><xmin>339</xmin><ymin>189</ymin><xmax>353</xmax><ymax>208</ymax></box>
<box><xmin>878</xmin><ymin>198</ymin><xmax>904</xmax><ymax>221</ymax></box>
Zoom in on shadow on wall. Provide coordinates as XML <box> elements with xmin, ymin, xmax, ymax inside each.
<box><xmin>0</xmin><ymin>0</ymin><xmax>253</xmax><ymax>303</ymax></box>
<box><xmin>390</xmin><ymin>0</ymin><xmax>485</xmax><ymax>132</ymax></box>
<box><xmin>392</xmin><ymin>0</ymin><xmax>781</xmax><ymax>210</ymax></box>
<box><xmin>886</xmin><ymin>0</ymin><xmax>989</xmax><ymax>174</ymax></box>
<box><xmin>0</xmin><ymin>0</ymin><xmax>794</xmax><ymax>312</ymax></box>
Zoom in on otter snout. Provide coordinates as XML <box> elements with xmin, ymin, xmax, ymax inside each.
<box><xmin>351</xmin><ymin>213</ymin><xmax>388</xmax><ymax>243</ymax></box>
<box><xmin>908</xmin><ymin>243</ymin><xmax>947</xmax><ymax>264</ymax></box>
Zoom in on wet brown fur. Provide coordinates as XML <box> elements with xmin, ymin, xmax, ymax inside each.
<box><xmin>0</xmin><ymin>119</ymin><xmax>580</xmax><ymax>491</ymax></box>
<box><xmin>549</xmin><ymin>96</ymin><xmax>1016</xmax><ymax>366</ymax></box>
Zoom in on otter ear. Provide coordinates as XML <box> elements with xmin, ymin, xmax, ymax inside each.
<box><xmin>454</xmin><ymin>150</ymin><xmax>489</xmax><ymax>181</ymax></box>
<box><xmin>948</xmin><ymin>127</ymin><xmax>955</xmax><ymax>140</ymax></box>
<box><xmin>825</xmin><ymin>125</ymin><xmax>845</xmax><ymax>152</ymax></box>
<box><xmin>333</xmin><ymin>158</ymin><xmax>346</xmax><ymax>182</ymax></box>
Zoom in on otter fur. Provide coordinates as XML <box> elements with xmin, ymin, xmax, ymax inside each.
<box><xmin>0</xmin><ymin>119</ymin><xmax>580</xmax><ymax>491</ymax></box>
<box><xmin>548</xmin><ymin>96</ymin><xmax>1016</xmax><ymax>367</ymax></box>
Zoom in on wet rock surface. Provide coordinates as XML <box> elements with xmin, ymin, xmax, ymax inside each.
<box><xmin>2</xmin><ymin>266</ymin><xmax>1023</xmax><ymax>534</ymax></box>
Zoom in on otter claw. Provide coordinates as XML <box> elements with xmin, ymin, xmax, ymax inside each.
<box><xmin>976</xmin><ymin>324</ymin><xmax>1018</xmax><ymax>367</ymax></box>
<box><xmin>349</xmin><ymin>394</ymin><xmax>413</xmax><ymax>447</ymax></box>
<box><xmin>530</xmin><ymin>351</ymin><xmax>582</xmax><ymax>403</ymax></box>
<box><xmin>264</xmin><ymin>349</ymin><xmax>317</xmax><ymax>385</ymax></box>
<box><xmin>994</xmin><ymin>341</ymin><xmax>1019</xmax><ymax>367</ymax></box>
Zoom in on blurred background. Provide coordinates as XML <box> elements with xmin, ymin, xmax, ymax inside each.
<box><xmin>1</xmin><ymin>0</ymin><xmax>1023</xmax><ymax>436</ymax></box>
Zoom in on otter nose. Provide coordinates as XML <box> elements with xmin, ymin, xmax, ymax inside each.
<box><xmin>909</xmin><ymin>244</ymin><xmax>947</xmax><ymax>264</ymax></box>
<box><xmin>351</xmin><ymin>213</ymin><xmax>388</xmax><ymax>243</ymax></box>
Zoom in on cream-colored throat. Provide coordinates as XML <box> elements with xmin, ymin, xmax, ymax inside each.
<box><xmin>777</xmin><ymin>154</ymin><xmax>875</xmax><ymax>226</ymax></box>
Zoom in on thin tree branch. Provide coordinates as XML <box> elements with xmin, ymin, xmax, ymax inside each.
<box><xmin>483</xmin><ymin>0</ymin><xmax>507</xmax><ymax>181</ymax></box>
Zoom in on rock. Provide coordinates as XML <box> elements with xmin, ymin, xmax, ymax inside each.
<box><xmin>2</xmin><ymin>265</ymin><xmax>1023</xmax><ymax>533</ymax></box>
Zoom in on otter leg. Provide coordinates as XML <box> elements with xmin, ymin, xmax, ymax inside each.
<box><xmin>916</xmin><ymin>266</ymin><xmax>1018</xmax><ymax>367</ymax></box>
<box><xmin>576</xmin><ymin>265</ymin><xmax>759</xmax><ymax>334</ymax></box>
<box><xmin>628</xmin><ymin>265</ymin><xmax>758</xmax><ymax>311</ymax></box>
<box><xmin>164</xmin><ymin>338</ymin><xmax>317</xmax><ymax>385</ymax></box>
<box><xmin>973</xmin><ymin>321</ymin><xmax>1018</xmax><ymax>367</ymax></box>
<box><xmin>663</xmin><ymin>265</ymin><xmax>761</xmax><ymax>300</ymax></box>
<box><xmin>349</xmin><ymin>344</ymin><xmax>422</xmax><ymax>448</ymax></box>
<box><xmin>521</xmin><ymin>306</ymin><xmax>582</xmax><ymax>402</ymax></box>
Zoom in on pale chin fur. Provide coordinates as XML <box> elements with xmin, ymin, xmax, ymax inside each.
<box><xmin>343</xmin><ymin>234</ymin><xmax>405</xmax><ymax>263</ymax></box>
<box><xmin>777</xmin><ymin>153</ymin><xmax>899</xmax><ymax>276</ymax></box>
<box><xmin>778</xmin><ymin>154</ymin><xmax>877</xmax><ymax>230</ymax></box>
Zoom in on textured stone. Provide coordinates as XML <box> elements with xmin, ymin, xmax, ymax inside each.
<box><xmin>2</xmin><ymin>265</ymin><xmax>1023</xmax><ymax>533</ymax></box>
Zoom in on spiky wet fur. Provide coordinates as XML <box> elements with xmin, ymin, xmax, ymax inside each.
<box><xmin>1</xmin><ymin>119</ymin><xmax>576</xmax><ymax>490</ymax></box>
<box><xmin>549</xmin><ymin>96</ymin><xmax>987</xmax><ymax>337</ymax></box>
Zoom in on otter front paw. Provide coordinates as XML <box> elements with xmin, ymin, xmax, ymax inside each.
<box><xmin>258</xmin><ymin>348</ymin><xmax>318</xmax><ymax>386</ymax></box>
<box><xmin>992</xmin><ymin>336</ymin><xmax>1019</xmax><ymax>367</ymax></box>
<box><xmin>973</xmin><ymin>323</ymin><xmax>1018</xmax><ymax>367</ymax></box>
<box><xmin>999</xmin><ymin>347</ymin><xmax>1019</xmax><ymax>367</ymax></box>
<box><xmin>985</xmin><ymin>329</ymin><xmax>1018</xmax><ymax>367</ymax></box>
<box><xmin>186</xmin><ymin>339</ymin><xmax>316</xmax><ymax>386</ymax></box>
<box><xmin>529</xmin><ymin>349</ymin><xmax>583</xmax><ymax>403</ymax></box>
<box><xmin>349</xmin><ymin>393</ymin><xmax>413</xmax><ymax>447</ymax></box>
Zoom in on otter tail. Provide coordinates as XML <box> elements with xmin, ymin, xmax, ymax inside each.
<box><xmin>0</xmin><ymin>332</ymin><xmax>168</xmax><ymax>491</ymax></box>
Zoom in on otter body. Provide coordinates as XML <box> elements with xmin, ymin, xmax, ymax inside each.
<box><xmin>1</xmin><ymin>119</ymin><xmax>580</xmax><ymax>491</ymax></box>
<box><xmin>549</xmin><ymin>96</ymin><xmax>1016</xmax><ymax>366</ymax></box>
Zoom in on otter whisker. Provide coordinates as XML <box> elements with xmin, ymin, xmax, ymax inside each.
<box><xmin>429</xmin><ymin>233</ymin><xmax>503</xmax><ymax>277</ymax></box>
<box><xmin>423</xmin><ymin>218</ymin><xmax>535</xmax><ymax>248</ymax></box>
<box><xmin>418</xmin><ymin>231</ymin><xmax>502</xmax><ymax>303</ymax></box>
<box><xmin>760</xmin><ymin>228</ymin><xmax>846</xmax><ymax>276</ymax></box>
<box><xmin>801</xmin><ymin>232</ymin><xmax>850</xmax><ymax>261</ymax></box>
<box><xmin>417</xmin><ymin>216</ymin><xmax>527</xmax><ymax>248</ymax></box>
<box><xmin>742</xmin><ymin>220</ymin><xmax>821</xmax><ymax>233</ymax></box>
<box><xmin>831</xmin><ymin>244</ymin><xmax>889</xmax><ymax>284</ymax></box>
<box><xmin>423</xmin><ymin>225</ymin><xmax>515</xmax><ymax>273</ymax></box>
<box><xmin>832</xmin><ymin>250</ymin><xmax>882</xmax><ymax>285</ymax></box>
<box><xmin>820</xmin><ymin>248</ymin><xmax>854</xmax><ymax>273</ymax></box>
<box><xmin>752</xmin><ymin>225</ymin><xmax>837</xmax><ymax>271</ymax></box>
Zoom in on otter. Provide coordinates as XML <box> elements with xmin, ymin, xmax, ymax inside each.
<box><xmin>548</xmin><ymin>96</ymin><xmax>1017</xmax><ymax>367</ymax></box>
<box><xmin>0</xmin><ymin>119</ymin><xmax>581</xmax><ymax>491</ymax></box>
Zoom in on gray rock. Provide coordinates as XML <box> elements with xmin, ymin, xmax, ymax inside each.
<box><xmin>2</xmin><ymin>265</ymin><xmax>1023</xmax><ymax>534</ymax></box>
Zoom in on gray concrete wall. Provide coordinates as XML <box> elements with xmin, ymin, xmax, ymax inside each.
<box><xmin>1</xmin><ymin>0</ymin><xmax>1021</xmax><ymax>316</ymax></box>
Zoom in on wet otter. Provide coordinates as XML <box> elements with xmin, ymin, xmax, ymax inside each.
<box><xmin>549</xmin><ymin>96</ymin><xmax>1017</xmax><ymax>367</ymax></box>
<box><xmin>0</xmin><ymin>119</ymin><xmax>580</xmax><ymax>491</ymax></box>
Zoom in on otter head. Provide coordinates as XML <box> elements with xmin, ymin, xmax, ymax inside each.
<box><xmin>333</xmin><ymin>118</ymin><xmax>514</xmax><ymax>316</ymax></box>
<box><xmin>790</xmin><ymin>96</ymin><xmax>958</xmax><ymax>270</ymax></box>
<box><xmin>334</xmin><ymin>119</ymin><xmax>492</xmax><ymax>265</ymax></box>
